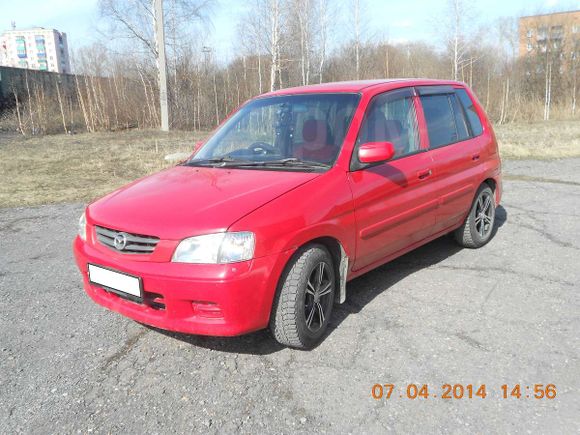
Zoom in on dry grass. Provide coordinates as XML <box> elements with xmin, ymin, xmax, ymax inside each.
<box><xmin>1</xmin><ymin>120</ymin><xmax>578</xmax><ymax>208</ymax></box>
<box><xmin>495</xmin><ymin>120</ymin><xmax>580</xmax><ymax>160</ymax></box>
<box><xmin>0</xmin><ymin>129</ymin><xmax>208</xmax><ymax>208</ymax></box>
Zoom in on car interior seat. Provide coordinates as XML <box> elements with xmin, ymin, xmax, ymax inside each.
<box><xmin>293</xmin><ymin>119</ymin><xmax>337</xmax><ymax>163</ymax></box>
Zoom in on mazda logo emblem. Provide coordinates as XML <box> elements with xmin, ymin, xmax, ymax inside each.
<box><xmin>113</xmin><ymin>233</ymin><xmax>128</xmax><ymax>251</ymax></box>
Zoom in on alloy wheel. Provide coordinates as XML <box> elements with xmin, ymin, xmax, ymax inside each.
<box><xmin>304</xmin><ymin>262</ymin><xmax>333</xmax><ymax>332</ymax></box>
<box><xmin>474</xmin><ymin>191</ymin><xmax>494</xmax><ymax>238</ymax></box>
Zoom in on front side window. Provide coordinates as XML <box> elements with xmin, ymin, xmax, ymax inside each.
<box><xmin>356</xmin><ymin>88</ymin><xmax>421</xmax><ymax>159</ymax></box>
<box><xmin>191</xmin><ymin>93</ymin><xmax>360</xmax><ymax>170</ymax></box>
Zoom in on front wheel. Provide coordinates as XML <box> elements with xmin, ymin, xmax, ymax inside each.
<box><xmin>270</xmin><ymin>245</ymin><xmax>335</xmax><ymax>349</ymax></box>
<box><xmin>454</xmin><ymin>184</ymin><xmax>496</xmax><ymax>248</ymax></box>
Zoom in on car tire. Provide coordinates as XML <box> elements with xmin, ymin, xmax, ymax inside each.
<box><xmin>270</xmin><ymin>244</ymin><xmax>335</xmax><ymax>349</ymax></box>
<box><xmin>454</xmin><ymin>184</ymin><xmax>496</xmax><ymax>248</ymax></box>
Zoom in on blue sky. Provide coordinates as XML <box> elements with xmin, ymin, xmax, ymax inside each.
<box><xmin>2</xmin><ymin>0</ymin><xmax>579</xmax><ymax>58</ymax></box>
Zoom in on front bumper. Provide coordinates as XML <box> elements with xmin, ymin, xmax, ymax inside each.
<box><xmin>73</xmin><ymin>237</ymin><xmax>293</xmax><ymax>336</ymax></box>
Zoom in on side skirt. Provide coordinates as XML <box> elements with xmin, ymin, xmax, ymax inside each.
<box><xmin>346</xmin><ymin>222</ymin><xmax>462</xmax><ymax>282</ymax></box>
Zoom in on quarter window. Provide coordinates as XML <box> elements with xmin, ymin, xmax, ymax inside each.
<box><xmin>455</xmin><ymin>89</ymin><xmax>483</xmax><ymax>136</ymax></box>
<box><xmin>449</xmin><ymin>94</ymin><xmax>470</xmax><ymax>141</ymax></box>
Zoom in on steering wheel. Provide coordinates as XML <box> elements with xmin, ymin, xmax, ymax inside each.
<box><xmin>249</xmin><ymin>142</ymin><xmax>276</xmax><ymax>155</ymax></box>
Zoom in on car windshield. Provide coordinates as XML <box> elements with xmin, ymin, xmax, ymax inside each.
<box><xmin>188</xmin><ymin>93</ymin><xmax>360</xmax><ymax>170</ymax></box>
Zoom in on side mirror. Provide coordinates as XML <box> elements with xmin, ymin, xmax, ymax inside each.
<box><xmin>358</xmin><ymin>141</ymin><xmax>395</xmax><ymax>165</ymax></box>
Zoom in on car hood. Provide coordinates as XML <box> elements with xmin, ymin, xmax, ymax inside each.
<box><xmin>87</xmin><ymin>166</ymin><xmax>320</xmax><ymax>240</ymax></box>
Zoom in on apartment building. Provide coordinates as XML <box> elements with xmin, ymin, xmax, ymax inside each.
<box><xmin>0</xmin><ymin>27</ymin><xmax>71</xmax><ymax>74</ymax></box>
<box><xmin>519</xmin><ymin>11</ymin><xmax>580</xmax><ymax>62</ymax></box>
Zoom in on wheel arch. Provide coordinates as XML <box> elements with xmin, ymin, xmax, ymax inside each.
<box><xmin>482</xmin><ymin>176</ymin><xmax>502</xmax><ymax>205</ymax></box>
<box><xmin>274</xmin><ymin>236</ymin><xmax>349</xmax><ymax>307</ymax></box>
<box><xmin>483</xmin><ymin>177</ymin><xmax>496</xmax><ymax>191</ymax></box>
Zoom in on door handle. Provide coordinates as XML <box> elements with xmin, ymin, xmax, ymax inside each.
<box><xmin>417</xmin><ymin>169</ymin><xmax>432</xmax><ymax>180</ymax></box>
<box><xmin>472</xmin><ymin>153</ymin><xmax>480</xmax><ymax>161</ymax></box>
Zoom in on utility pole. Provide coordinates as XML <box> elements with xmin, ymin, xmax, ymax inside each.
<box><xmin>154</xmin><ymin>0</ymin><xmax>169</xmax><ymax>131</ymax></box>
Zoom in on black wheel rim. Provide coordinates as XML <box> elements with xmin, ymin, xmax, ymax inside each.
<box><xmin>304</xmin><ymin>262</ymin><xmax>333</xmax><ymax>332</ymax></box>
<box><xmin>475</xmin><ymin>191</ymin><xmax>494</xmax><ymax>239</ymax></box>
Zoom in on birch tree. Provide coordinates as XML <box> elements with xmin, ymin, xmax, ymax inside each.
<box><xmin>441</xmin><ymin>0</ymin><xmax>474</xmax><ymax>81</ymax></box>
<box><xmin>293</xmin><ymin>0</ymin><xmax>312</xmax><ymax>85</ymax></box>
<box><xmin>239</xmin><ymin>0</ymin><xmax>286</xmax><ymax>92</ymax></box>
<box><xmin>354</xmin><ymin>0</ymin><xmax>361</xmax><ymax>79</ymax></box>
<box><xmin>316</xmin><ymin>0</ymin><xmax>330</xmax><ymax>83</ymax></box>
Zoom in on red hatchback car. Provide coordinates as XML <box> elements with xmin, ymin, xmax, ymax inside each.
<box><xmin>74</xmin><ymin>79</ymin><xmax>502</xmax><ymax>349</ymax></box>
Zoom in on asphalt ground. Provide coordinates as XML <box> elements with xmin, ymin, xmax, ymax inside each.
<box><xmin>0</xmin><ymin>158</ymin><xmax>579</xmax><ymax>434</ymax></box>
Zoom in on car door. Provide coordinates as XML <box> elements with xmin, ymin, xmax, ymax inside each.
<box><xmin>416</xmin><ymin>86</ymin><xmax>484</xmax><ymax>234</ymax></box>
<box><xmin>347</xmin><ymin>87</ymin><xmax>438</xmax><ymax>272</ymax></box>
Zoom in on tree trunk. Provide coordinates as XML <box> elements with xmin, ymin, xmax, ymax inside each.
<box><xmin>12</xmin><ymin>89</ymin><xmax>24</xmax><ymax>135</ymax></box>
<box><xmin>354</xmin><ymin>0</ymin><xmax>360</xmax><ymax>80</ymax></box>
<box><xmin>55</xmin><ymin>77</ymin><xmax>68</xmax><ymax>133</ymax></box>
<box><xmin>213</xmin><ymin>72</ymin><xmax>220</xmax><ymax>125</ymax></box>
<box><xmin>24</xmin><ymin>71</ymin><xmax>35</xmax><ymax>135</ymax></box>
<box><xmin>269</xmin><ymin>0</ymin><xmax>280</xmax><ymax>92</ymax></box>
<box><xmin>75</xmin><ymin>75</ymin><xmax>91</xmax><ymax>132</ymax></box>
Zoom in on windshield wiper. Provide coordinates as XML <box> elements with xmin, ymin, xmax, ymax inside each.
<box><xmin>183</xmin><ymin>157</ymin><xmax>330</xmax><ymax>169</ymax></box>
<box><xmin>182</xmin><ymin>156</ymin><xmax>250</xmax><ymax>167</ymax></box>
<box><xmin>230</xmin><ymin>158</ymin><xmax>331</xmax><ymax>169</ymax></box>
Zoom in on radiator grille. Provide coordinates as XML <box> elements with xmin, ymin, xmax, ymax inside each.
<box><xmin>95</xmin><ymin>226</ymin><xmax>159</xmax><ymax>254</ymax></box>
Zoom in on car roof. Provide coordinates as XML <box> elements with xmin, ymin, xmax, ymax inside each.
<box><xmin>262</xmin><ymin>79</ymin><xmax>465</xmax><ymax>96</ymax></box>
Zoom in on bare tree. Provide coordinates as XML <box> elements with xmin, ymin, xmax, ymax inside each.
<box><xmin>316</xmin><ymin>0</ymin><xmax>330</xmax><ymax>83</ymax></box>
<box><xmin>98</xmin><ymin>0</ymin><xmax>213</xmax><ymax>58</ymax></box>
<box><xmin>572</xmin><ymin>50</ymin><xmax>578</xmax><ymax>116</ymax></box>
<box><xmin>239</xmin><ymin>0</ymin><xmax>286</xmax><ymax>92</ymax></box>
<box><xmin>292</xmin><ymin>0</ymin><xmax>312</xmax><ymax>85</ymax></box>
<box><xmin>99</xmin><ymin>0</ymin><xmax>213</xmax><ymax>127</ymax></box>
<box><xmin>441</xmin><ymin>0</ymin><xmax>475</xmax><ymax>81</ymax></box>
<box><xmin>496</xmin><ymin>17</ymin><xmax>518</xmax><ymax>124</ymax></box>
<box><xmin>354</xmin><ymin>0</ymin><xmax>361</xmax><ymax>79</ymax></box>
<box><xmin>269</xmin><ymin>0</ymin><xmax>284</xmax><ymax>91</ymax></box>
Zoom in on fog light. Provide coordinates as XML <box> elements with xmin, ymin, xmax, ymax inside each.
<box><xmin>192</xmin><ymin>301</ymin><xmax>223</xmax><ymax>319</ymax></box>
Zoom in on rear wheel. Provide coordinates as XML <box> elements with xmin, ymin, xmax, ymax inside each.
<box><xmin>270</xmin><ymin>245</ymin><xmax>335</xmax><ymax>349</ymax></box>
<box><xmin>454</xmin><ymin>184</ymin><xmax>496</xmax><ymax>248</ymax></box>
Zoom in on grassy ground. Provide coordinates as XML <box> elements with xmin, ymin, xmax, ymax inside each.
<box><xmin>0</xmin><ymin>130</ymin><xmax>207</xmax><ymax>208</ymax></box>
<box><xmin>494</xmin><ymin>120</ymin><xmax>580</xmax><ymax>159</ymax></box>
<box><xmin>0</xmin><ymin>120</ymin><xmax>578</xmax><ymax>208</ymax></box>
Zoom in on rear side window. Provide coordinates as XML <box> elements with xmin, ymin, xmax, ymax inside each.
<box><xmin>420</xmin><ymin>94</ymin><xmax>458</xmax><ymax>148</ymax></box>
<box><xmin>420</xmin><ymin>93</ymin><xmax>474</xmax><ymax>148</ymax></box>
<box><xmin>456</xmin><ymin>88</ymin><xmax>483</xmax><ymax>136</ymax></box>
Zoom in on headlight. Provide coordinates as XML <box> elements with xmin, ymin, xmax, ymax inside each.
<box><xmin>172</xmin><ymin>232</ymin><xmax>255</xmax><ymax>264</ymax></box>
<box><xmin>78</xmin><ymin>211</ymin><xmax>87</xmax><ymax>241</ymax></box>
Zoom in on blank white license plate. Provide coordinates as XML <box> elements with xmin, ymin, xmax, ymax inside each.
<box><xmin>88</xmin><ymin>264</ymin><xmax>142</xmax><ymax>298</ymax></box>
